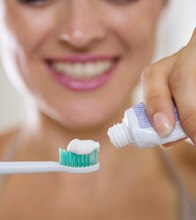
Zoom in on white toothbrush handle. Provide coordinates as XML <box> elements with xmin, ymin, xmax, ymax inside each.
<box><xmin>0</xmin><ymin>161</ymin><xmax>100</xmax><ymax>174</ymax></box>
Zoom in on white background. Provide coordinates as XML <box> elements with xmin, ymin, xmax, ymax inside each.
<box><xmin>0</xmin><ymin>0</ymin><xmax>196</xmax><ymax>132</ymax></box>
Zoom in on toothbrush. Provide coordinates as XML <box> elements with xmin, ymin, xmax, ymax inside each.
<box><xmin>0</xmin><ymin>140</ymin><xmax>100</xmax><ymax>174</ymax></box>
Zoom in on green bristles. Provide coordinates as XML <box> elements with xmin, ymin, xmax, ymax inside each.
<box><xmin>59</xmin><ymin>148</ymin><xmax>99</xmax><ymax>167</ymax></box>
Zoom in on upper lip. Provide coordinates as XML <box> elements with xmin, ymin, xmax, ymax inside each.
<box><xmin>45</xmin><ymin>54</ymin><xmax>120</xmax><ymax>64</ymax></box>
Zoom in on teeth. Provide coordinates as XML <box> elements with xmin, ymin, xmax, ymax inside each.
<box><xmin>52</xmin><ymin>61</ymin><xmax>113</xmax><ymax>79</ymax></box>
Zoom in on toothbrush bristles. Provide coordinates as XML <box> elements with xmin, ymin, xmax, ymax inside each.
<box><xmin>59</xmin><ymin>148</ymin><xmax>98</xmax><ymax>167</ymax></box>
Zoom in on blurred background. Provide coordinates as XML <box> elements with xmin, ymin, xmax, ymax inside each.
<box><xmin>0</xmin><ymin>0</ymin><xmax>196</xmax><ymax>133</ymax></box>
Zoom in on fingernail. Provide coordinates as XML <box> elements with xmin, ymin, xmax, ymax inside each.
<box><xmin>185</xmin><ymin>138</ymin><xmax>194</xmax><ymax>146</ymax></box>
<box><xmin>192</xmin><ymin>135</ymin><xmax>196</xmax><ymax>146</ymax></box>
<box><xmin>160</xmin><ymin>145</ymin><xmax>173</xmax><ymax>150</ymax></box>
<box><xmin>153</xmin><ymin>112</ymin><xmax>173</xmax><ymax>137</ymax></box>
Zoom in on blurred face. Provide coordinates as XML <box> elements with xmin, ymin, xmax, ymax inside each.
<box><xmin>0</xmin><ymin>0</ymin><xmax>165</xmax><ymax>130</ymax></box>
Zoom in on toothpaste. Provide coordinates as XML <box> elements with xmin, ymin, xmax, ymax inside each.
<box><xmin>108</xmin><ymin>102</ymin><xmax>187</xmax><ymax>148</ymax></box>
<box><xmin>67</xmin><ymin>139</ymin><xmax>100</xmax><ymax>155</ymax></box>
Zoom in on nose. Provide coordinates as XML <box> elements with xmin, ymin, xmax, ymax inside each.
<box><xmin>58</xmin><ymin>1</ymin><xmax>107</xmax><ymax>49</ymax></box>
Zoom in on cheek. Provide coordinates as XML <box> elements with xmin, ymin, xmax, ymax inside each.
<box><xmin>0</xmin><ymin>8</ymin><xmax>57</xmax><ymax>87</ymax></box>
<box><xmin>115</xmin><ymin>17</ymin><xmax>155</xmax><ymax>52</ymax></box>
<box><xmin>115</xmin><ymin>14</ymin><xmax>157</xmax><ymax>89</ymax></box>
<box><xmin>104</xmin><ymin>10</ymin><xmax>159</xmax><ymax>100</ymax></box>
<box><xmin>106</xmin><ymin>5</ymin><xmax>159</xmax><ymax>55</ymax></box>
<box><xmin>3</xmin><ymin>5</ymin><xmax>58</xmax><ymax>58</ymax></box>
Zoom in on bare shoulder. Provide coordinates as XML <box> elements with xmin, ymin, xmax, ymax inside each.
<box><xmin>0</xmin><ymin>128</ymin><xmax>20</xmax><ymax>159</ymax></box>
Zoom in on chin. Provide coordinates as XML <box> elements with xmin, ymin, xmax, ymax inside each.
<box><xmin>57</xmin><ymin>109</ymin><xmax>114</xmax><ymax>132</ymax></box>
<box><xmin>41</xmin><ymin>95</ymin><xmax>124</xmax><ymax>132</ymax></box>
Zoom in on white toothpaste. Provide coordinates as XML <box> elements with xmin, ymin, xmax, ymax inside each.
<box><xmin>67</xmin><ymin>139</ymin><xmax>100</xmax><ymax>155</ymax></box>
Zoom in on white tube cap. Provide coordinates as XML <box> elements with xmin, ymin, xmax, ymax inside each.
<box><xmin>107</xmin><ymin>122</ymin><xmax>133</xmax><ymax>148</ymax></box>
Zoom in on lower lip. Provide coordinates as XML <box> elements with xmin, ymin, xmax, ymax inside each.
<box><xmin>46</xmin><ymin>62</ymin><xmax>117</xmax><ymax>91</ymax></box>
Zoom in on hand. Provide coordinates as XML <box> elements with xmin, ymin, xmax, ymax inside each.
<box><xmin>141</xmin><ymin>28</ymin><xmax>196</xmax><ymax>147</ymax></box>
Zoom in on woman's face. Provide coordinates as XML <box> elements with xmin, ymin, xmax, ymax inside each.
<box><xmin>0</xmin><ymin>0</ymin><xmax>164</xmax><ymax>130</ymax></box>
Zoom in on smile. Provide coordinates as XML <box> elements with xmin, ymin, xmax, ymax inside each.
<box><xmin>46</xmin><ymin>56</ymin><xmax>119</xmax><ymax>90</ymax></box>
<box><xmin>52</xmin><ymin>60</ymin><xmax>113</xmax><ymax>80</ymax></box>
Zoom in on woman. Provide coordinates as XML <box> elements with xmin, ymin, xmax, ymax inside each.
<box><xmin>0</xmin><ymin>0</ymin><xmax>195</xmax><ymax>219</ymax></box>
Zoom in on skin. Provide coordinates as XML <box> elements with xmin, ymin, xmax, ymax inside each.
<box><xmin>142</xmin><ymin>34</ymin><xmax>196</xmax><ymax>145</ymax></box>
<box><xmin>0</xmin><ymin>0</ymin><xmax>195</xmax><ymax>219</ymax></box>
<box><xmin>0</xmin><ymin>0</ymin><xmax>162</xmax><ymax>131</ymax></box>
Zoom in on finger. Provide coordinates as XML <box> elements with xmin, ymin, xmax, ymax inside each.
<box><xmin>161</xmin><ymin>137</ymin><xmax>187</xmax><ymax>148</ymax></box>
<box><xmin>141</xmin><ymin>53</ymin><xmax>179</xmax><ymax>137</ymax></box>
<box><xmin>187</xmin><ymin>28</ymin><xmax>196</xmax><ymax>45</ymax></box>
<box><xmin>169</xmin><ymin>41</ymin><xmax>196</xmax><ymax>145</ymax></box>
